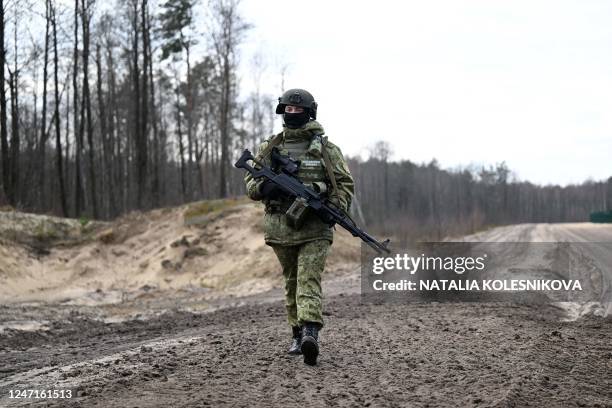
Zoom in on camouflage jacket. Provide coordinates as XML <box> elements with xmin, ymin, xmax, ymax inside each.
<box><xmin>244</xmin><ymin>120</ymin><xmax>355</xmax><ymax>246</ymax></box>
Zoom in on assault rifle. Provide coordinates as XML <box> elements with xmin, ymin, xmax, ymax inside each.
<box><xmin>235</xmin><ymin>148</ymin><xmax>391</xmax><ymax>254</ymax></box>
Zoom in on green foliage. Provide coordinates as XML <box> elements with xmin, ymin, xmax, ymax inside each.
<box><xmin>79</xmin><ymin>216</ymin><xmax>90</xmax><ymax>227</ymax></box>
<box><xmin>183</xmin><ymin>197</ymin><xmax>242</xmax><ymax>220</ymax></box>
<box><xmin>158</xmin><ymin>0</ymin><xmax>198</xmax><ymax>60</ymax></box>
<box><xmin>33</xmin><ymin>221</ymin><xmax>60</xmax><ymax>243</ymax></box>
<box><xmin>161</xmin><ymin>40</ymin><xmax>184</xmax><ymax>60</ymax></box>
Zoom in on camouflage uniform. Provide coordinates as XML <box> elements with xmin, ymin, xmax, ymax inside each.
<box><xmin>244</xmin><ymin>120</ymin><xmax>354</xmax><ymax>327</ymax></box>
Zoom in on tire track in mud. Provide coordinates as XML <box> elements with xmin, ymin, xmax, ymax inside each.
<box><xmin>551</xmin><ymin>226</ymin><xmax>612</xmax><ymax>317</ymax></box>
<box><xmin>496</xmin><ymin>318</ymin><xmax>611</xmax><ymax>407</ymax></box>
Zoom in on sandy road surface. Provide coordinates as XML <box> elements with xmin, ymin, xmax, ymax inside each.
<box><xmin>0</xmin><ymin>222</ymin><xmax>611</xmax><ymax>407</ymax></box>
<box><xmin>459</xmin><ymin>223</ymin><xmax>612</xmax><ymax>317</ymax></box>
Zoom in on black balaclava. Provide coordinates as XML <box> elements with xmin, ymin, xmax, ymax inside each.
<box><xmin>283</xmin><ymin>110</ymin><xmax>311</xmax><ymax>129</ymax></box>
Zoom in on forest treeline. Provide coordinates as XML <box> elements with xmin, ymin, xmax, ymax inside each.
<box><xmin>0</xmin><ymin>1</ymin><xmax>610</xmax><ymax>238</ymax></box>
<box><xmin>351</xmin><ymin>142</ymin><xmax>612</xmax><ymax>239</ymax></box>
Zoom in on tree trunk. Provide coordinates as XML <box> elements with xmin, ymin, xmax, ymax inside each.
<box><xmin>176</xmin><ymin>86</ymin><xmax>186</xmax><ymax>201</ymax></box>
<box><xmin>65</xmin><ymin>73</ymin><xmax>71</xmax><ymax>211</ymax></box>
<box><xmin>73</xmin><ymin>0</ymin><xmax>83</xmax><ymax>217</ymax></box>
<box><xmin>144</xmin><ymin>1</ymin><xmax>160</xmax><ymax>208</ymax></box>
<box><xmin>185</xmin><ymin>36</ymin><xmax>193</xmax><ymax>201</ymax></box>
<box><xmin>204</xmin><ymin>110</ymin><xmax>210</xmax><ymax>199</ymax></box>
<box><xmin>81</xmin><ymin>0</ymin><xmax>98</xmax><ymax>218</ymax></box>
<box><xmin>219</xmin><ymin>52</ymin><xmax>230</xmax><ymax>197</ymax></box>
<box><xmin>52</xmin><ymin>0</ymin><xmax>68</xmax><ymax>216</ymax></box>
<box><xmin>8</xmin><ymin>72</ymin><xmax>19</xmax><ymax>206</ymax></box>
<box><xmin>105</xmin><ymin>33</ymin><xmax>120</xmax><ymax>217</ymax></box>
<box><xmin>130</xmin><ymin>0</ymin><xmax>144</xmax><ymax>209</ymax></box>
<box><xmin>139</xmin><ymin>0</ymin><xmax>149</xmax><ymax>209</ymax></box>
<box><xmin>0</xmin><ymin>0</ymin><xmax>9</xmax><ymax>203</ymax></box>
<box><xmin>96</xmin><ymin>43</ymin><xmax>113</xmax><ymax>218</ymax></box>
<box><xmin>38</xmin><ymin>0</ymin><xmax>51</xmax><ymax>210</ymax></box>
<box><xmin>9</xmin><ymin>14</ymin><xmax>19</xmax><ymax>206</ymax></box>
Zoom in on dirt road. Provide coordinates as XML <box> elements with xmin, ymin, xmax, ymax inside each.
<box><xmin>1</xmin><ymin>221</ymin><xmax>611</xmax><ymax>407</ymax></box>
<box><xmin>459</xmin><ymin>222</ymin><xmax>612</xmax><ymax>318</ymax></box>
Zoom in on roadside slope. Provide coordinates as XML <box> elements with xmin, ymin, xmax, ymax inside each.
<box><xmin>0</xmin><ymin>200</ymin><xmax>360</xmax><ymax>307</ymax></box>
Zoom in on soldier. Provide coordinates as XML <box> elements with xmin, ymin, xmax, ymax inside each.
<box><xmin>244</xmin><ymin>88</ymin><xmax>354</xmax><ymax>366</ymax></box>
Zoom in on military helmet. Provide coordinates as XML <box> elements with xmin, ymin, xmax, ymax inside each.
<box><xmin>275</xmin><ymin>88</ymin><xmax>318</xmax><ymax>119</ymax></box>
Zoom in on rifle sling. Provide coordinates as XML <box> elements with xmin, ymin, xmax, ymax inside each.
<box><xmin>255</xmin><ymin>132</ymin><xmax>284</xmax><ymax>162</ymax></box>
<box><xmin>318</xmin><ymin>134</ymin><xmax>339</xmax><ymax>200</ymax></box>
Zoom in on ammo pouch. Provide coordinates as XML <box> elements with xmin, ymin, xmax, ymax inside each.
<box><xmin>264</xmin><ymin>199</ymin><xmax>291</xmax><ymax>214</ymax></box>
<box><xmin>285</xmin><ymin>197</ymin><xmax>310</xmax><ymax>230</ymax></box>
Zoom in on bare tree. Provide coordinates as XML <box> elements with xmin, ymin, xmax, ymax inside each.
<box><xmin>8</xmin><ymin>2</ymin><xmax>20</xmax><ymax>206</ymax></box>
<box><xmin>208</xmin><ymin>0</ymin><xmax>250</xmax><ymax>197</ymax></box>
<box><xmin>37</xmin><ymin>0</ymin><xmax>51</xmax><ymax>209</ymax></box>
<box><xmin>0</xmin><ymin>0</ymin><xmax>9</xmax><ymax>202</ymax></box>
<box><xmin>159</xmin><ymin>0</ymin><xmax>197</xmax><ymax>200</ymax></box>
<box><xmin>80</xmin><ymin>0</ymin><xmax>98</xmax><ymax>218</ymax></box>
<box><xmin>73</xmin><ymin>0</ymin><xmax>83</xmax><ymax>216</ymax></box>
<box><xmin>51</xmin><ymin>0</ymin><xmax>68</xmax><ymax>216</ymax></box>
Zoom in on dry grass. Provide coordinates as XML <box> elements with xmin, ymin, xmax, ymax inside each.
<box><xmin>183</xmin><ymin>197</ymin><xmax>249</xmax><ymax>222</ymax></box>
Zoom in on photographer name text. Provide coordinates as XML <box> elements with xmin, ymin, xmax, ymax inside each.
<box><xmin>372</xmin><ymin>279</ymin><xmax>582</xmax><ymax>291</ymax></box>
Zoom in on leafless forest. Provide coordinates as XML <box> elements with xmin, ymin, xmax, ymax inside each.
<box><xmin>0</xmin><ymin>0</ymin><xmax>272</xmax><ymax>219</ymax></box>
<box><xmin>350</xmin><ymin>141</ymin><xmax>611</xmax><ymax>239</ymax></box>
<box><xmin>0</xmin><ymin>0</ymin><xmax>610</xmax><ymax>237</ymax></box>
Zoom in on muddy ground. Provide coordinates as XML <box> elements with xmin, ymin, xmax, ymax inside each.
<box><xmin>0</xmin><ymin>295</ymin><xmax>611</xmax><ymax>407</ymax></box>
<box><xmin>1</xmin><ymin>208</ymin><xmax>611</xmax><ymax>407</ymax></box>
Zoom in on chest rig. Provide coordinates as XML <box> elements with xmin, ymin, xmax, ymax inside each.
<box><xmin>257</xmin><ymin>131</ymin><xmax>339</xmax><ymax>222</ymax></box>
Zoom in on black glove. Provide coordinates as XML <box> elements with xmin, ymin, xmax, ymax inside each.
<box><xmin>318</xmin><ymin>210</ymin><xmax>336</xmax><ymax>226</ymax></box>
<box><xmin>258</xmin><ymin>179</ymin><xmax>284</xmax><ymax>200</ymax></box>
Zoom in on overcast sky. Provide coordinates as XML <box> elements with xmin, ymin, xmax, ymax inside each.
<box><xmin>234</xmin><ymin>0</ymin><xmax>612</xmax><ymax>186</ymax></box>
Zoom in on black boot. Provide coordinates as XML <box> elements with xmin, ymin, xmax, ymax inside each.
<box><xmin>301</xmin><ymin>322</ymin><xmax>321</xmax><ymax>366</ymax></box>
<box><xmin>288</xmin><ymin>326</ymin><xmax>302</xmax><ymax>355</ymax></box>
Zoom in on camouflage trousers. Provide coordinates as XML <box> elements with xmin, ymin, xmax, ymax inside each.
<box><xmin>271</xmin><ymin>239</ymin><xmax>331</xmax><ymax>327</ymax></box>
